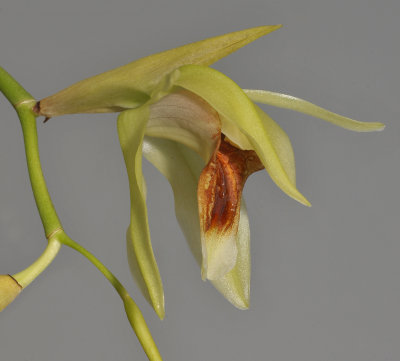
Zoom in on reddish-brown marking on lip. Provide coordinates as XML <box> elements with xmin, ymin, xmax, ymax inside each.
<box><xmin>198</xmin><ymin>136</ymin><xmax>264</xmax><ymax>236</ymax></box>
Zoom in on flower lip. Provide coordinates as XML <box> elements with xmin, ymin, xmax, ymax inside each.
<box><xmin>202</xmin><ymin>137</ymin><xmax>264</xmax><ymax>233</ymax></box>
<box><xmin>145</xmin><ymin>87</ymin><xmax>264</xmax><ymax>281</ymax></box>
<box><xmin>199</xmin><ymin>136</ymin><xmax>263</xmax><ymax>280</ymax></box>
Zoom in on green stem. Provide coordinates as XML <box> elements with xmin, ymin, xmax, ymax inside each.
<box><xmin>1</xmin><ymin>66</ymin><xmax>62</xmax><ymax>286</ymax></box>
<box><xmin>61</xmin><ymin>233</ymin><xmax>127</xmax><ymax>300</ymax></box>
<box><xmin>16</xmin><ymin>107</ymin><xmax>62</xmax><ymax>236</ymax></box>
<box><xmin>0</xmin><ymin>66</ymin><xmax>33</xmax><ymax>106</ymax></box>
<box><xmin>0</xmin><ymin>66</ymin><xmax>62</xmax><ymax>237</ymax></box>
<box><xmin>0</xmin><ymin>67</ymin><xmax>162</xmax><ymax>361</ymax></box>
<box><xmin>13</xmin><ymin>236</ymin><xmax>62</xmax><ymax>288</ymax></box>
<box><xmin>59</xmin><ymin>232</ymin><xmax>163</xmax><ymax>361</ymax></box>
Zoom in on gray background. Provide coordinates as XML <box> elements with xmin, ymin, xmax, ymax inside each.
<box><xmin>0</xmin><ymin>1</ymin><xmax>399</xmax><ymax>361</ymax></box>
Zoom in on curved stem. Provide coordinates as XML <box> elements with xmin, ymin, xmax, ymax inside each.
<box><xmin>12</xmin><ymin>236</ymin><xmax>62</xmax><ymax>288</ymax></box>
<box><xmin>1</xmin><ymin>66</ymin><xmax>62</xmax><ymax>286</ymax></box>
<box><xmin>16</xmin><ymin>107</ymin><xmax>62</xmax><ymax>236</ymax></box>
<box><xmin>61</xmin><ymin>233</ymin><xmax>127</xmax><ymax>299</ymax></box>
<box><xmin>0</xmin><ymin>67</ymin><xmax>162</xmax><ymax>361</ymax></box>
<box><xmin>0</xmin><ymin>66</ymin><xmax>33</xmax><ymax>106</ymax></box>
<box><xmin>59</xmin><ymin>232</ymin><xmax>162</xmax><ymax>361</ymax></box>
<box><xmin>0</xmin><ymin>66</ymin><xmax>62</xmax><ymax>237</ymax></box>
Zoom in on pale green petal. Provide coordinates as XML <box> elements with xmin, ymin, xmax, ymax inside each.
<box><xmin>147</xmin><ymin>89</ymin><xmax>220</xmax><ymax>162</ymax></box>
<box><xmin>39</xmin><ymin>25</ymin><xmax>281</xmax><ymax>117</ymax></box>
<box><xmin>170</xmin><ymin>65</ymin><xmax>310</xmax><ymax>206</ymax></box>
<box><xmin>254</xmin><ymin>104</ymin><xmax>296</xmax><ymax>185</ymax></box>
<box><xmin>244</xmin><ymin>89</ymin><xmax>385</xmax><ymax>132</ymax></box>
<box><xmin>126</xmin><ymin>228</ymin><xmax>153</xmax><ymax>309</ymax></box>
<box><xmin>143</xmin><ymin>137</ymin><xmax>250</xmax><ymax>309</ymax></box>
<box><xmin>117</xmin><ymin>106</ymin><xmax>165</xmax><ymax>320</ymax></box>
<box><xmin>219</xmin><ymin>114</ymin><xmax>254</xmax><ymax>150</ymax></box>
<box><xmin>143</xmin><ymin>137</ymin><xmax>204</xmax><ymax>263</ymax></box>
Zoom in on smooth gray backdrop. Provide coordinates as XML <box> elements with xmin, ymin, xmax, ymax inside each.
<box><xmin>1</xmin><ymin>1</ymin><xmax>399</xmax><ymax>361</ymax></box>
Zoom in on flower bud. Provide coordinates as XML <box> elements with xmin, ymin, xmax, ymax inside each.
<box><xmin>0</xmin><ymin>275</ymin><xmax>22</xmax><ymax>311</ymax></box>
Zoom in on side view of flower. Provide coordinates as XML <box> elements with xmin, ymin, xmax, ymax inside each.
<box><xmin>36</xmin><ymin>25</ymin><xmax>384</xmax><ymax>321</ymax></box>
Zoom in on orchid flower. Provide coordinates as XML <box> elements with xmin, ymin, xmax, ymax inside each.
<box><xmin>36</xmin><ymin>26</ymin><xmax>384</xmax><ymax>320</ymax></box>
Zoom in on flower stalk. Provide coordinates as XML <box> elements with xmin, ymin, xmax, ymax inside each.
<box><xmin>12</xmin><ymin>236</ymin><xmax>62</xmax><ymax>288</ymax></box>
<box><xmin>0</xmin><ymin>67</ymin><xmax>162</xmax><ymax>361</ymax></box>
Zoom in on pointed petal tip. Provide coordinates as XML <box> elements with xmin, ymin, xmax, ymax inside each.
<box><xmin>201</xmin><ymin>268</ymin><xmax>207</xmax><ymax>281</ymax></box>
<box><xmin>155</xmin><ymin>307</ymin><xmax>165</xmax><ymax>320</ymax></box>
<box><xmin>150</xmin><ymin>287</ymin><xmax>165</xmax><ymax>320</ymax></box>
<box><xmin>267</xmin><ymin>24</ymin><xmax>283</xmax><ymax>31</ymax></box>
<box><xmin>209</xmin><ymin>274</ymin><xmax>250</xmax><ymax>308</ymax></box>
<box><xmin>374</xmin><ymin>123</ymin><xmax>386</xmax><ymax>131</ymax></box>
<box><xmin>297</xmin><ymin>195</ymin><xmax>311</xmax><ymax>207</ymax></box>
<box><xmin>231</xmin><ymin>24</ymin><xmax>282</xmax><ymax>36</ymax></box>
<box><xmin>151</xmin><ymin>298</ymin><xmax>165</xmax><ymax>320</ymax></box>
<box><xmin>252</xmin><ymin>24</ymin><xmax>282</xmax><ymax>37</ymax></box>
<box><xmin>290</xmin><ymin>188</ymin><xmax>311</xmax><ymax>207</ymax></box>
<box><xmin>228</xmin><ymin>292</ymin><xmax>250</xmax><ymax>310</ymax></box>
<box><xmin>354</xmin><ymin>121</ymin><xmax>385</xmax><ymax>132</ymax></box>
<box><xmin>235</xmin><ymin>300</ymin><xmax>250</xmax><ymax>310</ymax></box>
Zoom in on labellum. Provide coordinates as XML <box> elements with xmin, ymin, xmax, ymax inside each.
<box><xmin>147</xmin><ymin>89</ymin><xmax>262</xmax><ymax>281</ymax></box>
<box><xmin>198</xmin><ymin>136</ymin><xmax>264</xmax><ymax>280</ymax></box>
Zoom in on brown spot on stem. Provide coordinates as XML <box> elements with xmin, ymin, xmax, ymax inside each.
<box><xmin>33</xmin><ymin>101</ymin><xmax>41</xmax><ymax>115</ymax></box>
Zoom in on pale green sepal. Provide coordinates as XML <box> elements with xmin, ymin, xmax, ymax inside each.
<box><xmin>244</xmin><ymin>89</ymin><xmax>385</xmax><ymax>132</ymax></box>
<box><xmin>143</xmin><ymin>137</ymin><xmax>204</xmax><ymax>262</ymax></box>
<box><xmin>39</xmin><ymin>25</ymin><xmax>281</xmax><ymax>117</ymax></box>
<box><xmin>220</xmin><ymin>114</ymin><xmax>254</xmax><ymax>150</ymax></box>
<box><xmin>126</xmin><ymin>228</ymin><xmax>153</xmax><ymax>308</ymax></box>
<box><xmin>117</xmin><ymin>106</ymin><xmax>165</xmax><ymax>320</ymax></box>
<box><xmin>142</xmin><ymin>137</ymin><xmax>251</xmax><ymax>309</ymax></box>
<box><xmin>171</xmin><ymin>65</ymin><xmax>310</xmax><ymax>206</ymax></box>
